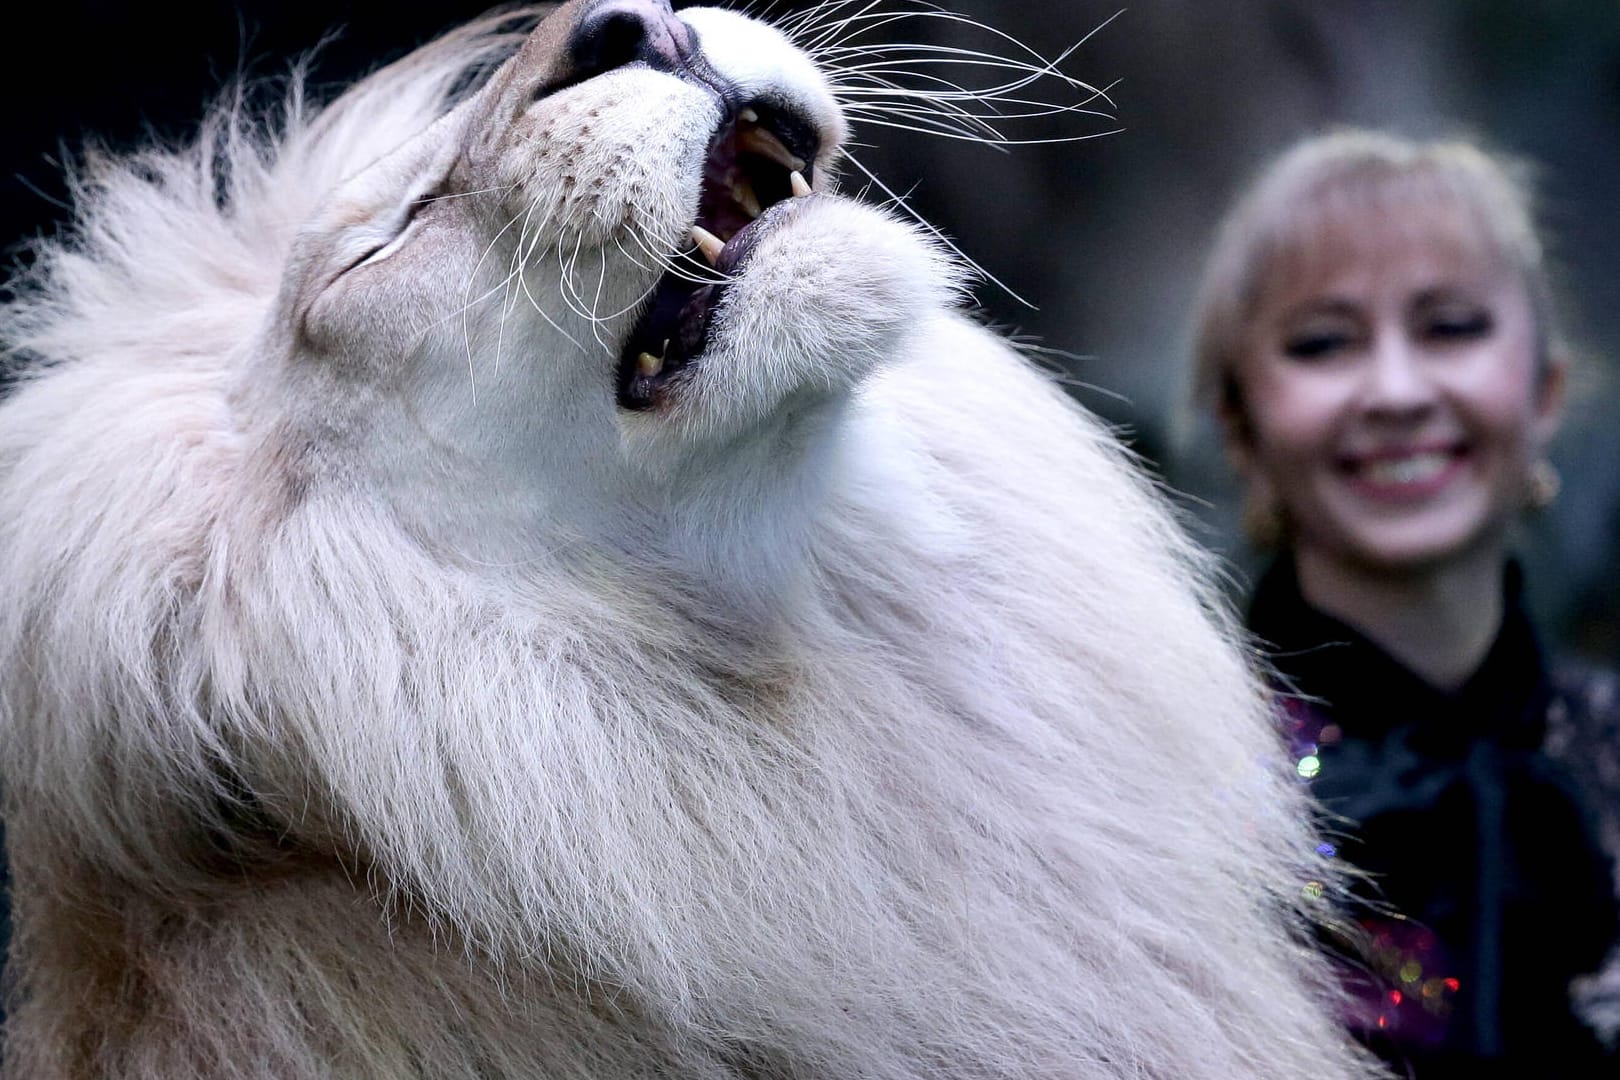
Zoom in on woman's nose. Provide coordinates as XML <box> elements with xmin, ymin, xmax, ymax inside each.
<box><xmin>1360</xmin><ymin>331</ymin><xmax>1437</xmax><ymax>416</ymax></box>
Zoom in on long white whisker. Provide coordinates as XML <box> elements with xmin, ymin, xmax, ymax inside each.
<box><xmin>552</xmin><ymin>236</ymin><xmax>584</xmax><ymax>321</ymax></box>
<box><xmin>509</xmin><ymin>235</ymin><xmax>589</xmax><ymax>353</ymax></box>
<box><xmin>835</xmin><ymin>84</ymin><xmax>1117</xmax><ymax>116</ymax></box>
<box><xmin>849</xmin><ymin>116</ymin><xmax>1122</xmax><ymax>148</ymax></box>
<box><xmin>829</xmin><ymin>68</ymin><xmax>1006</xmax><ymax>139</ymax></box>
<box><xmin>804</xmin><ymin>3</ymin><xmax>1123</xmax><ymax>124</ymax></box>
<box><xmin>423</xmin><ymin>269</ymin><xmax>519</xmax><ymax>339</ymax></box>
<box><xmin>499</xmin><ymin>196</ymin><xmax>560</xmax><ymax>378</ymax></box>
<box><xmin>788</xmin><ymin>2</ymin><xmax>1122</xmax><ymax>155</ymax></box>
<box><xmin>571</xmin><ymin>253</ymin><xmax>661</xmax><ymax>324</ymax></box>
<box><xmin>556</xmin><ymin>233</ymin><xmax>598</xmax><ymax>324</ymax></box>
<box><xmin>773</xmin><ymin>0</ymin><xmax>861</xmax><ymax>35</ymax></box>
<box><xmin>587</xmin><ymin>248</ymin><xmax>611</xmax><ymax>350</ymax></box>
<box><xmin>623</xmin><ymin>223</ymin><xmax>676</xmax><ymax>274</ymax></box>
<box><xmin>515</xmin><ymin>273</ymin><xmax>590</xmax><ymax>352</ymax></box>
<box><xmin>627</xmin><ymin>223</ymin><xmax>735</xmax><ymax>288</ymax></box>
<box><xmin>841</xmin><ymin>107</ymin><xmax>1004</xmax><ymax>146</ymax></box>
<box><xmin>812</xmin><ymin>4</ymin><xmax>1118</xmax><ymax>73</ymax></box>
<box><xmin>794</xmin><ymin>0</ymin><xmax>890</xmax><ymax>55</ymax></box>
<box><xmin>460</xmin><ymin>207</ymin><xmax>533</xmax><ymax>403</ymax></box>
<box><xmin>822</xmin><ymin>53</ymin><xmax>1106</xmax><ymax>104</ymax></box>
<box><xmin>839</xmin><ymin>94</ymin><xmax>1115</xmax><ymax>124</ymax></box>
<box><xmin>515</xmin><ymin>197</ymin><xmax>556</xmax><ymax>268</ymax></box>
<box><xmin>419</xmin><ymin>183</ymin><xmax>514</xmax><ymax>205</ymax></box>
<box><xmin>780</xmin><ymin>0</ymin><xmax>878</xmax><ymax>39</ymax></box>
<box><xmin>566</xmin><ymin>235</ymin><xmax>599</xmax><ymax>320</ymax></box>
<box><xmin>466</xmin><ymin>194</ymin><xmax>588</xmax><ymax>355</ymax></box>
<box><xmin>843</xmin><ymin>149</ymin><xmax>1036</xmax><ymax>310</ymax></box>
<box><xmin>612</xmin><ymin>233</ymin><xmax>665</xmax><ymax>278</ymax></box>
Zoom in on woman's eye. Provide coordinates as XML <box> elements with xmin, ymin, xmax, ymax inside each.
<box><xmin>1282</xmin><ymin>332</ymin><xmax>1352</xmax><ymax>360</ymax></box>
<box><xmin>1425</xmin><ymin>311</ymin><xmax>1493</xmax><ymax>341</ymax></box>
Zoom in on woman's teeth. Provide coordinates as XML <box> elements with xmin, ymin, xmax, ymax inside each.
<box><xmin>1360</xmin><ymin>452</ymin><xmax>1453</xmax><ymax>485</ymax></box>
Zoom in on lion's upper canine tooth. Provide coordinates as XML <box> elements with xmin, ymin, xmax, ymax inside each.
<box><xmin>637</xmin><ymin>352</ymin><xmax>664</xmax><ymax>378</ymax></box>
<box><xmin>736</xmin><ymin>125</ymin><xmax>806</xmax><ymax>173</ymax></box>
<box><xmin>739</xmin><ymin>107</ymin><xmax>760</xmax><ymax>123</ymax></box>
<box><xmin>790</xmin><ymin>170</ymin><xmax>812</xmax><ymax>198</ymax></box>
<box><xmin>690</xmin><ymin>225</ymin><xmax>725</xmax><ymax>265</ymax></box>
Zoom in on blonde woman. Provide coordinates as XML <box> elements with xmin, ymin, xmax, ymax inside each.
<box><xmin>1192</xmin><ymin>130</ymin><xmax>1620</xmax><ymax>1077</ymax></box>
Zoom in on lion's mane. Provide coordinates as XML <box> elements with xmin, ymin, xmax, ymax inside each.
<box><xmin>0</xmin><ymin>8</ymin><xmax>1375</xmax><ymax>1079</ymax></box>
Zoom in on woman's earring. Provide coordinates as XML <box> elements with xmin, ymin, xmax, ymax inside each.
<box><xmin>1528</xmin><ymin>459</ymin><xmax>1562</xmax><ymax>509</ymax></box>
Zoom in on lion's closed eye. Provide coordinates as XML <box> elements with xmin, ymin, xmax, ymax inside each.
<box><xmin>296</xmin><ymin>168</ymin><xmax>464</xmax><ymax>351</ymax></box>
<box><xmin>337</xmin><ymin>184</ymin><xmax>446</xmax><ymax>277</ymax></box>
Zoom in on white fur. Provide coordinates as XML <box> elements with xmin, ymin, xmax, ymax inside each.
<box><xmin>0</xmin><ymin>4</ymin><xmax>1379</xmax><ymax>1077</ymax></box>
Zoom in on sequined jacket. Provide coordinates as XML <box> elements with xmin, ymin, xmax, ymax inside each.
<box><xmin>1251</xmin><ymin>557</ymin><xmax>1620</xmax><ymax>1079</ymax></box>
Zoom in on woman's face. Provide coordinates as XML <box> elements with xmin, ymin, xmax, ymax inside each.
<box><xmin>1231</xmin><ymin>210</ymin><xmax>1563</xmax><ymax>575</ymax></box>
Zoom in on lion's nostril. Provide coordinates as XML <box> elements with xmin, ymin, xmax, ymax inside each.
<box><xmin>566</xmin><ymin>0</ymin><xmax>690</xmax><ymax>82</ymax></box>
<box><xmin>581</xmin><ymin>11</ymin><xmax>649</xmax><ymax>73</ymax></box>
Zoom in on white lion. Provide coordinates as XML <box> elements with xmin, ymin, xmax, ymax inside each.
<box><xmin>0</xmin><ymin>2</ymin><xmax>1379</xmax><ymax>1077</ymax></box>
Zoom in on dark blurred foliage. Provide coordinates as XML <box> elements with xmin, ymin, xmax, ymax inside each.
<box><xmin>3</xmin><ymin>0</ymin><xmax>1616</xmax><ymax>661</ymax></box>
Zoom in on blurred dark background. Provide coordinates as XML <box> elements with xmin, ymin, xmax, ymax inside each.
<box><xmin>4</xmin><ymin>1</ymin><xmax>1617</xmax><ymax>662</ymax></box>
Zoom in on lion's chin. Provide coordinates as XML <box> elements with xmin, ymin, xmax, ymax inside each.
<box><xmin>617</xmin><ymin>104</ymin><xmax>819</xmax><ymax>412</ymax></box>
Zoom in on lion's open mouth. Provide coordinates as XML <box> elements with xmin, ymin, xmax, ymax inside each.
<box><xmin>616</xmin><ymin>103</ymin><xmax>820</xmax><ymax>410</ymax></box>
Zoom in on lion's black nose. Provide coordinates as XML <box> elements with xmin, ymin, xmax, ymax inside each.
<box><xmin>568</xmin><ymin>0</ymin><xmax>693</xmax><ymax>79</ymax></box>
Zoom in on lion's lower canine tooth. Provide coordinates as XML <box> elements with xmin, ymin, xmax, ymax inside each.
<box><xmin>637</xmin><ymin>352</ymin><xmax>663</xmax><ymax>378</ymax></box>
<box><xmin>790</xmin><ymin>170</ymin><xmax>812</xmax><ymax>198</ymax></box>
<box><xmin>690</xmin><ymin>225</ymin><xmax>725</xmax><ymax>265</ymax></box>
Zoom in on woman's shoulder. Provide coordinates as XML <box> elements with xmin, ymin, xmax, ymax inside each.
<box><xmin>1538</xmin><ymin>662</ymin><xmax>1620</xmax><ymax>1050</ymax></box>
<box><xmin>1545</xmin><ymin>660</ymin><xmax>1620</xmax><ymax>767</ymax></box>
<box><xmin>1550</xmin><ymin>657</ymin><xmax>1620</xmax><ymax>1055</ymax></box>
<box><xmin>1543</xmin><ymin>657</ymin><xmax>1620</xmax><ymax>880</ymax></box>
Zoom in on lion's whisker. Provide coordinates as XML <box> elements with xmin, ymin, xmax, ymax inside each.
<box><xmin>611</xmin><ymin>233</ymin><xmax>665</xmax><ymax>279</ymax></box>
<box><xmin>624</xmin><ymin>224</ymin><xmax>734</xmax><ymax>288</ymax></box>
<box><xmin>780</xmin><ymin>0</ymin><xmax>887</xmax><ymax>53</ymax></box>
<box><xmin>585</xmin><ymin>248</ymin><xmax>613</xmax><ymax>350</ymax></box>
<box><xmin>838</xmin><ymin>90</ymin><xmax>1117</xmax><ymax>120</ymax></box>
<box><xmin>460</xmin><ymin>206</ymin><xmax>532</xmax><ymax>402</ymax></box>
<box><xmin>424</xmin><ymin>271</ymin><xmax>522</xmax><ymax>337</ymax></box>
<box><xmin>497</xmin><ymin>196</ymin><xmax>560</xmax><ymax>379</ymax></box>
<box><xmin>842</xmin><ymin>147</ymin><xmax>1037</xmax><ymax>308</ymax></box>
<box><xmin>845</xmin><ymin>115</ymin><xmax>1123</xmax><ymax>148</ymax></box>
<box><xmin>514</xmin><ymin>269</ymin><xmax>589</xmax><ymax>353</ymax></box>
<box><xmin>420</xmin><ymin>183</ymin><xmax>515</xmax><ymax>205</ymax></box>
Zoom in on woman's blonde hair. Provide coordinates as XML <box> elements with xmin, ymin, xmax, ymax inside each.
<box><xmin>1190</xmin><ymin>129</ymin><xmax>1563</xmax><ymax>436</ymax></box>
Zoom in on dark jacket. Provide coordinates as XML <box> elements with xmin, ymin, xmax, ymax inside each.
<box><xmin>1250</xmin><ymin>556</ymin><xmax>1620</xmax><ymax>1079</ymax></box>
